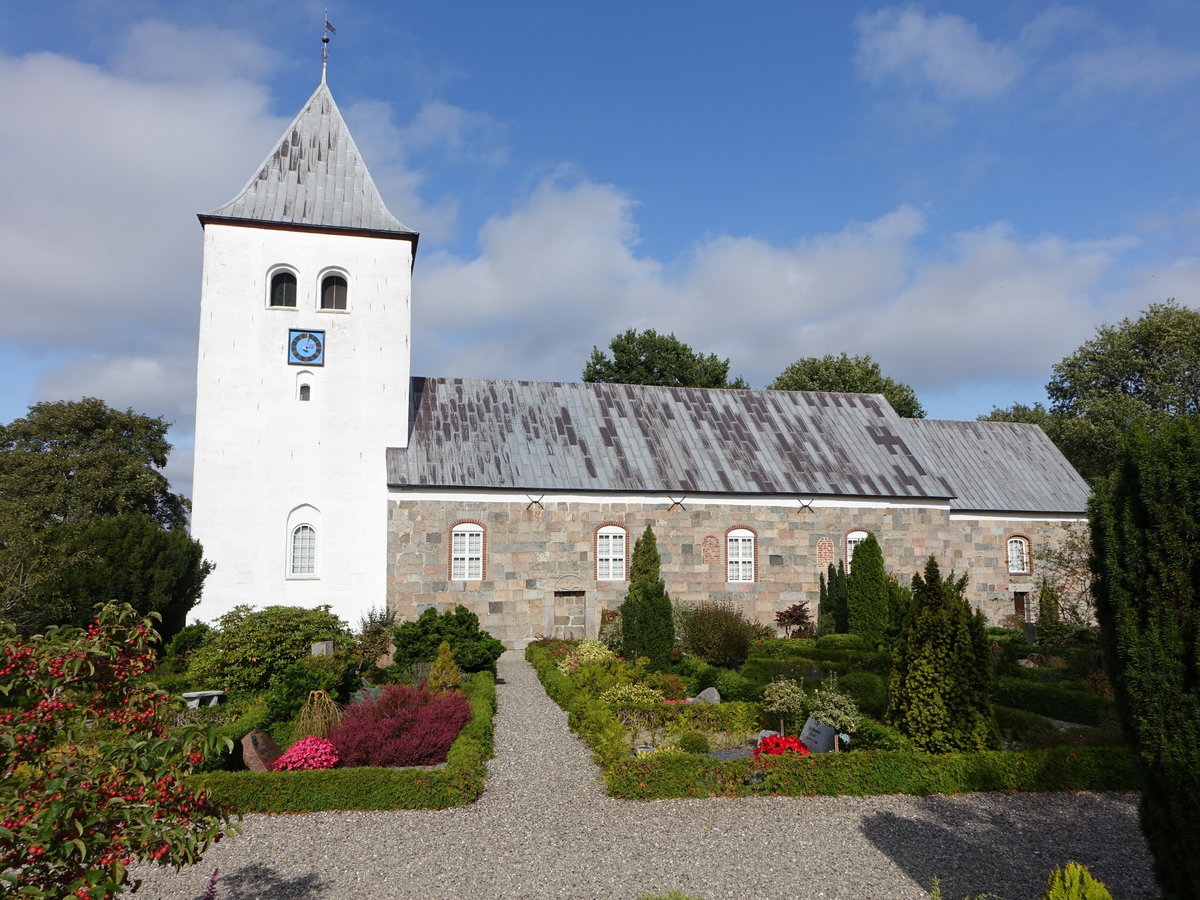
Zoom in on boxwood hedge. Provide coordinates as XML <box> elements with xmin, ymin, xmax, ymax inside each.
<box><xmin>188</xmin><ymin>670</ymin><xmax>496</xmax><ymax>811</ymax></box>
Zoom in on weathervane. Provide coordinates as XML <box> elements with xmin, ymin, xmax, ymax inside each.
<box><xmin>321</xmin><ymin>11</ymin><xmax>336</xmax><ymax>82</ymax></box>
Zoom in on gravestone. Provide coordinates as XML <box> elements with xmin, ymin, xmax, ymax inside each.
<box><xmin>311</xmin><ymin>641</ymin><xmax>335</xmax><ymax>657</ymax></box>
<box><xmin>799</xmin><ymin>717</ymin><xmax>836</xmax><ymax>753</ymax></box>
<box><xmin>241</xmin><ymin>729</ymin><xmax>282</xmax><ymax>772</ymax></box>
<box><xmin>693</xmin><ymin>687</ymin><xmax>722</xmax><ymax>705</ymax></box>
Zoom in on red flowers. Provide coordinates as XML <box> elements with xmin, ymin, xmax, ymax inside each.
<box><xmin>753</xmin><ymin>734</ymin><xmax>810</xmax><ymax>757</ymax></box>
<box><xmin>272</xmin><ymin>735</ymin><xmax>340</xmax><ymax>771</ymax></box>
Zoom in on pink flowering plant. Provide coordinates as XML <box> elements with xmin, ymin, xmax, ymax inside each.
<box><xmin>272</xmin><ymin>735</ymin><xmax>339</xmax><ymax>771</ymax></box>
<box><xmin>753</xmin><ymin>734</ymin><xmax>810</xmax><ymax>757</ymax></box>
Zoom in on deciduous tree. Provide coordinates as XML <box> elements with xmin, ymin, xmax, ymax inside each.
<box><xmin>768</xmin><ymin>353</ymin><xmax>925</xmax><ymax>418</ymax></box>
<box><xmin>583</xmin><ymin>329</ymin><xmax>747</xmax><ymax>389</ymax></box>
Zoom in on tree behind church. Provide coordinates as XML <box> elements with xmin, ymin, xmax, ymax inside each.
<box><xmin>584</xmin><ymin>328</ymin><xmax>747</xmax><ymax>388</ymax></box>
<box><xmin>619</xmin><ymin>526</ymin><xmax>674</xmax><ymax>668</ymax></box>
<box><xmin>1090</xmin><ymin>418</ymin><xmax>1200</xmax><ymax>897</ymax></box>
<box><xmin>768</xmin><ymin>353</ymin><xmax>925</xmax><ymax>418</ymax></box>
<box><xmin>0</xmin><ymin>398</ymin><xmax>205</xmax><ymax>640</ymax></box>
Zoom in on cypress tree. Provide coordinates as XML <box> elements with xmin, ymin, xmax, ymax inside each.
<box><xmin>817</xmin><ymin>571</ymin><xmax>834</xmax><ymax>636</ymax></box>
<box><xmin>1090</xmin><ymin>419</ymin><xmax>1200</xmax><ymax>898</ymax></box>
<box><xmin>847</xmin><ymin>533</ymin><xmax>889</xmax><ymax>645</ymax></box>
<box><xmin>886</xmin><ymin>556</ymin><xmax>999</xmax><ymax>752</ymax></box>
<box><xmin>822</xmin><ymin>560</ymin><xmax>850</xmax><ymax>634</ymax></box>
<box><xmin>619</xmin><ymin>526</ymin><xmax>674</xmax><ymax>669</ymax></box>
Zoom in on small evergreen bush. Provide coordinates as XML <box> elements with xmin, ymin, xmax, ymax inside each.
<box><xmin>674</xmin><ymin>731</ymin><xmax>711</xmax><ymax>755</ymax></box>
<box><xmin>838</xmin><ymin>671</ymin><xmax>886</xmax><ymax>718</ymax></box>
<box><xmin>619</xmin><ymin>526</ymin><xmax>675</xmax><ymax>669</ymax></box>
<box><xmin>1041</xmin><ymin>862</ymin><xmax>1113</xmax><ymax>900</ymax></box>
<box><xmin>426</xmin><ymin>641</ymin><xmax>461</xmax><ymax>693</ymax></box>
<box><xmin>329</xmin><ymin>684</ymin><xmax>471</xmax><ymax>767</ymax></box>
<box><xmin>391</xmin><ymin>605</ymin><xmax>505</xmax><ymax>674</ymax></box>
<box><xmin>263</xmin><ymin>652</ymin><xmax>358</xmax><ymax>724</ymax></box>
<box><xmin>680</xmin><ymin>600</ymin><xmax>759</xmax><ymax>665</ymax></box>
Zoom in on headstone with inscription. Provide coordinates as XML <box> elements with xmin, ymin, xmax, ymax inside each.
<box><xmin>799</xmin><ymin>717</ymin><xmax>836</xmax><ymax>753</ymax></box>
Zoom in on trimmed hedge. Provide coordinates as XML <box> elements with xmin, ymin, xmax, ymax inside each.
<box><xmin>993</xmin><ymin>677</ymin><xmax>1117</xmax><ymax>727</ymax></box>
<box><xmin>529</xmin><ymin>642</ymin><xmax>1138</xmax><ymax>801</ymax></box>
<box><xmin>605</xmin><ymin>746</ymin><xmax>1141</xmax><ymax>800</ymax></box>
<box><xmin>188</xmin><ymin>671</ymin><xmax>496</xmax><ymax>811</ymax></box>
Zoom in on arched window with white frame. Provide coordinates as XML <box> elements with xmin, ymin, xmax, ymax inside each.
<box><xmin>1007</xmin><ymin>536</ymin><xmax>1031</xmax><ymax>575</ymax></box>
<box><xmin>727</xmin><ymin>527</ymin><xmax>756</xmax><ymax>583</ymax></box>
<box><xmin>320</xmin><ymin>272</ymin><xmax>348</xmax><ymax>310</ymax></box>
<box><xmin>845</xmin><ymin>530</ymin><xmax>869</xmax><ymax>574</ymax></box>
<box><xmin>269</xmin><ymin>268</ymin><xmax>297</xmax><ymax>307</ymax></box>
<box><xmin>450</xmin><ymin>522</ymin><xmax>485</xmax><ymax>581</ymax></box>
<box><xmin>290</xmin><ymin>524</ymin><xmax>316</xmax><ymax>576</ymax></box>
<box><xmin>596</xmin><ymin>525</ymin><xmax>627</xmax><ymax>581</ymax></box>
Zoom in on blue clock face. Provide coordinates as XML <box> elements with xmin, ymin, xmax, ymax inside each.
<box><xmin>287</xmin><ymin>329</ymin><xmax>325</xmax><ymax>366</ymax></box>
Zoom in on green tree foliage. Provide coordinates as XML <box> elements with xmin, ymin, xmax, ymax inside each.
<box><xmin>1090</xmin><ymin>418</ymin><xmax>1200</xmax><ymax>898</ymax></box>
<box><xmin>768</xmin><ymin>353</ymin><xmax>925</xmax><ymax>418</ymax></box>
<box><xmin>30</xmin><ymin>513</ymin><xmax>212</xmax><ymax>643</ymax></box>
<box><xmin>1040</xmin><ymin>862</ymin><xmax>1114</xmax><ymax>900</ymax></box>
<box><xmin>1035</xmin><ymin>580</ymin><xmax>1071</xmax><ymax>648</ymax></box>
<box><xmin>391</xmin><ymin>604</ymin><xmax>505</xmax><ymax>674</ymax></box>
<box><xmin>426</xmin><ymin>641</ymin><xmax>462</xmax><ymax>693</ymax></box>
<box><xmin>0</xmin><ymin>603</ymin><xmax>235</xmax><ymax>898</ymax></box>
<box><xmin>619</xmin><ymin>526</ymin><xmax>675</xmax><ymax>668</ymax></box>
<box><xmin>186</xmin><ymin>604</ymin><xmax>351</xmax><ymax>697</ymax></box>
<box><xmin>677</xmin><ymin>600</ymin><xmax>767</xmax><ymax>666</ymax></box>
<box><xmin>0</xmin><ymin>399</ymin><xmax>203</xmax><ymax>635</ymax></box>
<box><xmin>886</xmin><ymin>557</ymin><xmax>999</xmax><ymax>752</ymax></box>
<box><xmin>0</xmin><ymin>398</ymin><xmax>188</xmax><ymax>532</ymax></box>
<box><xmin>982</xmin><ymin>300</ymin><xmax>1200</xmax><ymax>481</ymax></box>
<box><xmin>847</xmin><ymin>533</ymin><xmax>889</xmax><ymax>645</ymax></box>
<box><xmin>886</xmin><ymin>574</ymin><xmax>912</xmax><ymax>638</ymax></box>
<box><xmin>817</xmin><ymin>561</ymin><xmax>850</xmax><ymax>635</ymax></box>
<box><xmin>583</xmin><ymin>328</ymin><xmax>747</xmax><ymax>389</ymax></box>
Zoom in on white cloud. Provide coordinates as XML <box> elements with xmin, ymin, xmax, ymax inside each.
<box><xmin>113</xmin><ymin>20</ymin><xmax>279</xmax><ymax>83</ymax></box>
<box><xmin>855</xmin><ymin>7</ymin><xmax>1022</xmax><ymax>103</ymax></box>
<box><xmin>35</xmin><ymin>349</ymin><xmax>197</xmax><ymax>428</ymax></box>
<box><xmin>399</xmin><ymin>100</ymin><xmax>509</xmax><ymax>165</ymax></box>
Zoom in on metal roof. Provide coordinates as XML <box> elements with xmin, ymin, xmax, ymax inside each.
<box><xmin>203</xmin><ymin>81</ymin><xmax>416</xmax><ymax>237</ymax></box>
<box><xmin>387</xmin><ymin>378</ymin><xmax>956</xmax><ymax>500</ymax></box>
<box><xmin>899</xmin><ymin>419</ymin><xmax>1090</xmax><ymax>513</ymax></box>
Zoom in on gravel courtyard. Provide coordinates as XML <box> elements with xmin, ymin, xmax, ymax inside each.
<box><xmin>132</xmin><ymin>653</ymin><xmax>1157</xmax><ymax>900</ymax></box>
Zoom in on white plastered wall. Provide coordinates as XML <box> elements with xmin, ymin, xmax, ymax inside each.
<box><xmin>190</xmin><ymin>222</ymin><xmax>412</xmax><ymax>627</ymax></box>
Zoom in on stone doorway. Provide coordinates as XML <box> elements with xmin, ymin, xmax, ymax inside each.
<box><xmin>545</xmin><ymin>574</ymin><xmax>596</xmax><ymax>639</ymax></box>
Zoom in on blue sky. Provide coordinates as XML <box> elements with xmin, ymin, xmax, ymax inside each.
<box><xmin>3</xmin><ymin>1</ymin><xmax>1198</xmax><ymax>495</ymax></box>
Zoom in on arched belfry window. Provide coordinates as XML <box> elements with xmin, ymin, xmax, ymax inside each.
<box><xmin>320</xmin><ymin>274</ymin><xmax>348</xmax><ymax>310</ymax></box>
<box><xmin>270</xmin><ymin>270</ymin><xmax>297</xmax><ymax>307</ymax></box>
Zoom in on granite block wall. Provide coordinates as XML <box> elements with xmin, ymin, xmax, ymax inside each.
<box><xmin>386</xmin><ymin>497</ymin><xmax>1081</xmax><ymax>648</ymax></box>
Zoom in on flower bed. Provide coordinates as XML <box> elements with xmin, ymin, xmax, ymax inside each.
<box><xmin>188</xmin><ymin>671</ymin><xmax>496</xmax><ymax>812</ymax></box>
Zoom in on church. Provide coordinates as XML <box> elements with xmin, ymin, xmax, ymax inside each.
<box><xmin>190</xmin><ymin>77</ymin><xmax>1090</xmax><ymax>647</ymax></box>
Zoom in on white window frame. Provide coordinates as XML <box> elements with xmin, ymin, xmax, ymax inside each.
<box><xmin>451</xmin><ymin>523</ymin><xmax>484</xmax><ymax>581</ymax></box>
<box><xmin>319</xmin><ymin>269</ymin><xmax>350</xmax><ymax>312</ymax></box>
<box><xmin>596</xmin><ymin>526</ymin><xmax>627</xmax><ymax>581</ymax></box>
<box><xmin>268</xmin><ymin>266</ymin><xmax>298</xmax><ymax>308</ymax></box>
<box><xmin>289</xmin><ymin>524</ymin><xmax>317</xmax><ymax>576</ymax></box>
<box><xmin>727</xmin><ymin>528</ymin><xmax>755</xmax><ymax>583</ymax></box>
<box><xmin>1007</xmin><ymin>536</ymin><xmax>1031</xmax><ymax>575</ymax></box>
<box><xmin>845</xmin><ymin>530</ymin><xmax>869</xmax><ymax>574</ymax></box>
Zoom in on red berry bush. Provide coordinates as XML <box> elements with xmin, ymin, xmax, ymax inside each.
<box><xmin>328</xmin><ymin>684</ymin><xmax>471</xmax><ymax>767</ymax></box>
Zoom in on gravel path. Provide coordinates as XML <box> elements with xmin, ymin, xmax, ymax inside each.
<box><xmin>132</xmin><ymin>653</ymin><xmax>1157</xmax><ymax>900</ymax></box>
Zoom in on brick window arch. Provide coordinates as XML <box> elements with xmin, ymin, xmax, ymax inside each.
<box><xmin>726</xmin><ymin>526</ymin><xmax>756</xmax><ymax>583</ymax></box>
<box><xmin>449</xmin><ymin>520</ymin><xmax>486</xmax><ymax>581</ymax></box>
<box><xmin>1007</xmin><ymin>535</ymin><xmax>1032</xmax><ymax>576</ymax></box>
<box><xmin>595</xmin><ymin>524</ymin><xmax>627</xmax><ymax>581</ymax></box>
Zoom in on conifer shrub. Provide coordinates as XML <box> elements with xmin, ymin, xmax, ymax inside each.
<box><xmin>391</xmin><ymin>605</ymin><xmax>504</xmax><ymax>674</ymax></box>
<box><xmin>816</xmin><ymin>632</ymin><xmax>870</xmax><ymax>651</ymax></box>
<box><xmin>1090</xmin><ymin>418</ymin><xmax>1200</xmax><ymax>898</ymax></box>
<box><xmin>263</xmin><ymin>653</ymin><xmax>358</xmax><ymax>725</ymax></box>
<box><xmin>619</xmin><ymin>526</ymin><xmax>675</xmax><ymax>669</ymax></box>
<box><xmin>1036</xmin><ymin>580</ymin><xmax>1072</xmax><ymax>648</ymax></box>
<box><xmin>887</xmin><ymin>557</ymin><xmax>1000</xmax><ymax>752</ymax></box>
<box><xmin>847</xmin><ymin>533</ymin><xmax>889</xmax><ymax>645</ymax></box>
<box><xmin>426</xmin><ymin>641</ymin><xmax>461</xmax><ymax>693</ymax></box>
<box><xmin>674</xmin><ymin>730</ymin><xmax>711</xmax><ymax>755</ymax></box>
<box><xmin>329</xmin><ymin>684</ymin><xmax>471</xmax><ymax>767</ymax></box>
<box><xmin>1041</xmin><ymin>862</ymin><xmax>1113</xmax><ymax>900</ymax></box>
<box><xmin>838</xmin><ymin>671</ymin><xmax>887</xmax><ymax>717</ymax></box>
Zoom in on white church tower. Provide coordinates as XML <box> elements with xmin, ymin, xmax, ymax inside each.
<box><xmin>190</xmin><ymin>75</ymin><xmax>418</xmax><ymax>626</ymax></box>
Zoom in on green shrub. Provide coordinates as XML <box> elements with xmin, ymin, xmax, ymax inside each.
<box><xmin>837</xmin><ymin>671</ymin><xmax>886</xmax><ymax>718</ymax></box>
<box><xmin>750</xmin><ymin>637</ymin><xmax>818</xmax><ymax>658</ymax></box>
<box><xmin>851</xmin><ymin>717</ymin><xmax>912</xmax><ymax>751</ymax></box>
<box><xmin>426</xmin><ymin>641</ymin><xmax>461</xmax><ymax>693</ymax></box>
<box><xmin>674</xmin><ymin>731</ymin><xmax>711</xmax><ymax>755</ymax></box>
<box><xmin>262</xmin><ymin>653</ymin><xmax>357</xmax><ymax>725</ymax></box>
<box><xmin>356</xmin><ymin>605</ymin><xmax>396</xmax><ymax>682</ymax></box>
<box><xmin>679</xmin><ymin>600</ymin><xmax>760</xmax><ymax>665</ymax></box>
<box><xmin>191</xmin><ymin>672</ymin><xmax>495</xmax><ymax>811</ymax></box>
<box><xmin>816</xmin><ymin>633</ymin><xmax>870</xmax><ymax>651</ymax></box>
<box><xmin>847</xmin><ymin>533</ymin><xmax>889</xmax><ymax>645</ymax></box>
<box><xmin>993</xmin><ymin>677</ymin><xmax>1116</xmax><ymax>727</ymax></box>
<box><xmin>808</xmin><ymin>677</ymin><xmax>862</xmax><ymax>734</ymax></box>
<box><xmin>392</xmin><ymin>605</ymin><xmax>505</xmax><ymax>674</ymax></box>
<box><xmin>644</xmin><ymin>671</ymin><xmax>688</xmax><ymax>700</ymax></box>
<box><xmin>713</xmin><ymin>668</ymin><xmax>758</xmax><ymax>702</ymax></box>
<box><xmin>165</xmin><ymin>622</ymin><xmax>211</xmax><ymax>660</ymax></box>
<box><xmin>620</xmin><ymin>526</ymin><xmax>675</xmax><ymax>669</ymax></box>
<box><xmin>186</xmin><ymin>605</ymin><xmax>351</xmax><ymax>698</ymax></box>
<box><xmin>1041</xmin><ymin>862</ymin><xmax>1113</xmax><ymax>900</ymax></box>
<box><xmin>761</xmin><ymin>678</ymin><xmax>807</xmax><ymax>736</ymax></box>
